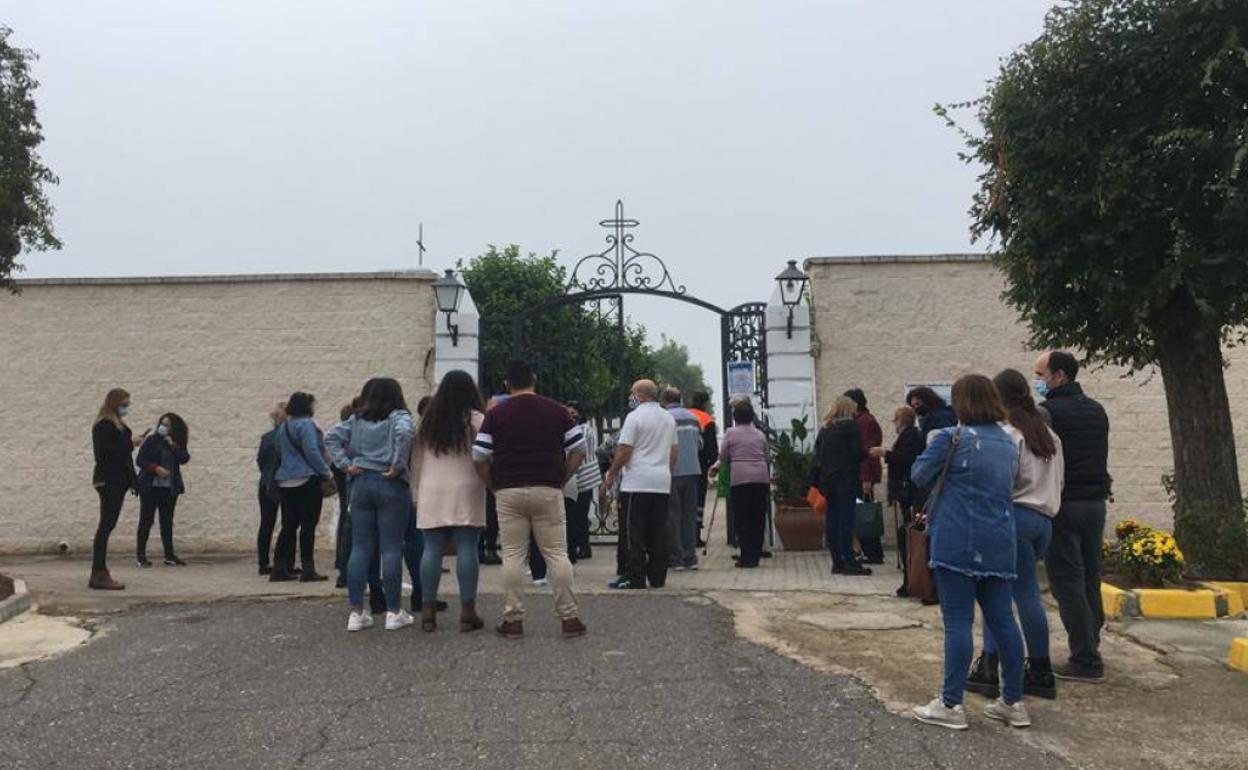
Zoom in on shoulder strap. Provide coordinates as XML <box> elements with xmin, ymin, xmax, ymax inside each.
<box><xmin>284</xmin><ymin>421</ymin><xmax>318</xmax><ymax>470</ymax></box>
<box><xmin>924</xmin><ymin>427</ymin><xmax>962</xmax><ymax>518</ymax></box>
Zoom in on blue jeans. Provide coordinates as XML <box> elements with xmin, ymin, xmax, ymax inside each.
<box><xmin>934</xmin><ymin>567</ymin><xmax>1025</xmax><ymax>705</ymax></box>
<box><xmin>403</xmin><ymin>503</ymin><xmax>424</xmax><ymax>600</ymax></box>
<box><xmin>347</xmin><ymin>473</ymin><xmax>409</xmax><ymax>612</ymax></box>
<box><xmin>823</xmin><ymin>473</ymin><xmax>857</xmax><ymax>568</ymax></box>
<box><xmin>984</xmin><ymin>505</ymin><xmax>1053</xmax><ymax>658</ymax></box>
<box><xmin>420</xmin><ymin>526</ymin><xmax>482</xmax><ymax>604</ymax></box>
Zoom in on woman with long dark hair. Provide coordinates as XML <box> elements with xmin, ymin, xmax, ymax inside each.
<box><xmin>272</xmin><ymin>392</ymin><xmax>334</xmax><ymax>583</ymax></box>
<box><xmin>135</xmin><ymin>412</ymin><xmax>191</xmax><ymax>567</ymax></box>
<box><xmin>90</xmin><ymin>388</ymin><xmax>141</xmax><ymax>590</ymax></box>
<box><xmin>413</xmin><ymin>370</ymin><xmax>487</xmax><ymax>632</ymax></box>
<box><xmin>965</xmin><ymin>369</ymin><xmax>1065</xmax><ymax>701</ymax></box>
<box><xmin>326</xmin><ymin>378</ymin><xmax>415</xmax><ymax>632</ymax></box>
<box><xmin>910</xmin><ymin>374</ymin><xmax>1027</xmax><ymax>731</ymax></box>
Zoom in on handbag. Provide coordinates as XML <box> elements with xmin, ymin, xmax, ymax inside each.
<box><xmin>905</xmin><ymin>428</ymin><xmax>961</xmax><ymax>601</ymax></box>
<box><xmin>854</xmin><ymin>500</ymin><xmax>884</xmax><ymax>538</ymax></box>
<box><xmin>284</xmin><ymin>422</ymin><xmax>338</xmax><ymax>499</ymax></box>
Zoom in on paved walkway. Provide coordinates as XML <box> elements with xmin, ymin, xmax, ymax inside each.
<box><xmin>0</xmin><ymin>595</ymin><xmax>1072</xmax><ymax>769</ymax></box>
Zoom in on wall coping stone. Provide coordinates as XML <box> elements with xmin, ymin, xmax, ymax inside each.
<box><xmin>14</xmin><ymin>270</ymin><xmax>438</xmax><ymax>287</ymax></box>
<box><xmin>805</xmin><ymin>254</ymin><xmax>992</xmax><ymax>268</ymax></box>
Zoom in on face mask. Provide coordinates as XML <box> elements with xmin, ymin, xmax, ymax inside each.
<box><xmin>157</xmin><ymin>424</ymin><xmax>169</xmax><ymax>437</ymax></box>
<box><xmin>1033</xmin><ymin>379</ymin><xmax>1049</xmax><ymax>399</ymax></box>
<box><xmin>118</xmin><ymin>405</ymin><xmax>131</xmax><ymax>417</ymax></box>
<box><xmin>627</xmin><ymin>393</ymin><xmax>640</xmax><ymax>410</ymax></box>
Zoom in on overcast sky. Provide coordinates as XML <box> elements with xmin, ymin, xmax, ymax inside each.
<box><xmin>8</xmin><ymin>1</ymin><xmax>1053</xmax><ymax>397</ymax></box>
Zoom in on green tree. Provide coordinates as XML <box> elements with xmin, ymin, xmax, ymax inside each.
<box><xmin>0</xmin><ymin>26</ymin><xmax>60</xmax><ymax>292</ymax></box>
<box><xmin>651</xmin><ymin>335</ymin><xmax>712</xmax><ymax>402</ymax></box>
<box><xmin>460</xmin><ymin>245</ymin><xmax>658</xmax><ymax>419</ymax></box>
<box><xmin>942</xmin><ymin>0</ymin><xmax>1248</xmax><ymax>574</ymax></box>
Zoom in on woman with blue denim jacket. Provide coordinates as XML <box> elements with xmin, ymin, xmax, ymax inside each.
<box><xmin>910</xmin><ymin>374</ymin><xmax>1030</xmax><ymax>731</ymax></box>
<box><xmin>272</xmin><ymin>392</ymin><xmax>335</xmax><ymax>584</ymax></box>
<box><xmin>326</xmin><ymin>378</ymin><xmax>415</xmax><ymax>633</ymax></box>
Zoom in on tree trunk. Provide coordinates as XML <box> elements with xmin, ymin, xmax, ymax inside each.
<box><xmin>1155</xmin><ymin>323</ymin><xmax>1243</xmax><ymax>515</ymax></box>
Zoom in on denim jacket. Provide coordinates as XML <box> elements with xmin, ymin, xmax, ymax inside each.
<box><xmin>275</xmin><ymin>417</ymin><xmax>332</xmax><ymax>482</ymax></box>
<box><xmin>325</xmin><ymin>410</ymin><xmax>414</xmax><ymax>482</ymax></box>
<box><xmin>911</xmin><ymin>423</ymin><xmax>1019</xmax><ymax>579</ymax></box>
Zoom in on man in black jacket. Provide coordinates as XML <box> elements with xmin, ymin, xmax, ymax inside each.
<box><xmin>1036</xmin><ymin>350</ymin><xmax>1111</xmax><ymax>682</ymax></box>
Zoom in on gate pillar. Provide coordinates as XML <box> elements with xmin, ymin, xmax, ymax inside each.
<box><xmin>434</xmin><ymin>285</ymin><xmax>481</xmax><ymax>386</ymax></box>
<box><xmin>764</xmin><ymin>284</ymin><xmax>816</xmax><ymax>433</ymax></box>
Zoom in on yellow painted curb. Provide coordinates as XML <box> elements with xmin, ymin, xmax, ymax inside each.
<box><xmin>1136</xmin><ymin>588</ymin><xmax>1220</xmax><ymax>619</ymax></box>
<box><xmin>1229</xmin><ymin>639</ymin><xmax>1248</xmax><ymax>674</ymax></box>
<box><xmin>1205</xmin><ymin>582</ymin><xmax>1248</xmax><ymax>615</ymax></box>
<box><xmin>1101</xmin><ymin>582</ymin><xmax>1127</xmax><ymax>619</ymax></box>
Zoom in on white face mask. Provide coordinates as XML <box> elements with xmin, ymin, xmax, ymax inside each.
<box><xmin>118</xmin><ymin>405</ymin><xmax>131</xmax><ymax>417</ymax></box>
<box><xmin>157</xmin><ymin>424</ymin><xmax>169</xmax><ymax>437</ymax></box>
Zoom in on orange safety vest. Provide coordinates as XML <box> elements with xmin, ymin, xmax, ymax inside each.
<box><xmin>689</xmin><ymin>408</ymin><xmax>715</xmax><ymax>432</ymax></box>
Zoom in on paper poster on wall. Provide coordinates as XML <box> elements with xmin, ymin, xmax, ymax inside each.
<box><xmin>903</xmin><ymin>383</ymin><xmax>953</xmax><ymax>404</ymax></box>
<box><xmin>727</xmin><ymin>361</ymin><xmax>757</xmax><ymax>398</ymax></box>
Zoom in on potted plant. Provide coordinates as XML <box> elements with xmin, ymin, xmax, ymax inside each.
<box><xmin>767</xmin><ymin>416</ymin><xmax>825</xmax><ymax>551</ymax></box>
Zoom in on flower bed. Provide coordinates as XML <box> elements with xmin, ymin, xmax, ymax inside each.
<box><xmin>1101</xmin><ymin>520</ymin><xmax>1242</xmax><ymax>619</ymax></box>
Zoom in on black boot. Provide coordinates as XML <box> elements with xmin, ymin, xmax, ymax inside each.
<box><xmin>1024</xmin><ymin>657</ymin><xmax>1058</xmax><ymax>700</ymax></box>
<box><xmin>269</xmin><ymin>561</ymin><xmax>298</xmax><ymax>582</ymax></box>
<box><xmin>965</xmin><ymin>652</ymin><xmax>1001</xmax><ymax>699</ymax></box>
<box><xmin>480</xmin><ymin>549</ymin><xmax>502</xmax><ymax>566</ymax></box>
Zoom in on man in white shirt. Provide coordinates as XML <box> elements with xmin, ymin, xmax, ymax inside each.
<box><xmin>604</xmin><ymin>379</ymin><xmax>678</xmax><ymax>590</ymax></box>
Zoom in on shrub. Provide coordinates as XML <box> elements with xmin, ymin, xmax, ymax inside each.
<box><xmin>1173</xmin><ymin>501</ymin><xmax>1248</xmax><ymax>581</ymax></box>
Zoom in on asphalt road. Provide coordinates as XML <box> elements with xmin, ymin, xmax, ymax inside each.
<box><xmin>0</xmin><ymin>595</ymin><xmax>1073</xmax><ymax>769</ymax></box>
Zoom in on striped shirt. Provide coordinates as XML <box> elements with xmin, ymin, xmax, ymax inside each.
<box><xmin>472</xmin><ymin>394</ymin><xmax>586</xmax><ymax>491</ymax></box>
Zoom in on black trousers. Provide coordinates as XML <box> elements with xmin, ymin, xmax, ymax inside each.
<box><xmin>481</xmin><ymin>491</ymin><xmax>500</xmax><ymax>553</ymax></box>
<box><xmin>620</xmin><ymin>492</ymin><xmax>670</xmax><ymax>588</ymax></box>
<box><xmin>137</xmin><ymin>488</ymin><xmax>179</xmax><ymax>560</ymax></box>
<box><xmin>93</xmin><ymin>484</ymin><xmax>128</xmax><ymax>570</ymax></box>
<box><xmin>695</xmin><ymin>472</ymin><xmax>709</xmax><ymax>534</ymax></box>
<box><xmin>567</xmin><ymin>491</ymin><xmax>593</xmax><ymax>557</ymax></box>
<box><xmin>732</xmin><ymin>483</ymin><xmax>769</xmax><ymax>566</ymax></box>
<box><xmin>257</xmin><ymin>487</ymin><xmax>280</xmax><ymax>569</ymax></box>
<box><xmin>332</xmin><ymin>468</ymin><xmax>351</xmax><ymax>574</ymax></box>
<box><xmin>1046</xmin><ymin>499</ymin><xmax>1107</xmax><ymax>670</ymax></box>
<box><xmin>276</xmin><ymin>479</ymin><xmax>324</xmax><ymax>571</ymax></box>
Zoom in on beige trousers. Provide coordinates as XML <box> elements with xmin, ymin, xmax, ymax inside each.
<box><xmin>495</xmin><ymin>486</ymin><xmax>579</xmax><ymax>622</ymax></box>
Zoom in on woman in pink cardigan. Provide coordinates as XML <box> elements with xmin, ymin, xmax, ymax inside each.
<box><xmin>413</xmin><ymin>371</ymin><xmax>488</xmax><ymax>633</ymax></box>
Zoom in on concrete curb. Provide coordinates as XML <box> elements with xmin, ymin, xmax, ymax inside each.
<box><xmin>0</xmin><ymin>579</ymin><xmax>32</xmax><ymax>624</ymax></box>
<box><xmin>1102</xmin><ymin>582</ymin><xmax>1241</xmax><ymax>620</ymax></box>
<box><xmin>1229</xmin><ymin>638</ymin><xmax>1248</xmax><ymax>674</ymax></box>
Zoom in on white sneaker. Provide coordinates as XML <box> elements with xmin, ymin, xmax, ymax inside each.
<box><xmin>385</xmin><ymin>609</ymin><xmax>415</xmax><ymax>631</ymax></box>
<box><xmin>912</xmin><ymin>697</ymin><xmax>969</xmax><ymax>730</ymax></box>
<box><xmin>532</xmin><ymin>577</ymin><xmax>548</xmax><ymax>587</ymax></box>
<box><xmin>984</xmin><ymin>697</ymin><xmax>1031</xmax><ymax>728</ymax></box>
<box><xmin>347</xmin><ymin>610</ymin><xmax>373</xmax><ymax>632</ymax></box>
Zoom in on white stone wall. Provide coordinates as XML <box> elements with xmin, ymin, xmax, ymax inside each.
<box><xmin>0</xmin><ymin>272</ymin><xmax>438</xmax><ymax>554</ymax></box>
<box><xmin>807</xmin><ymin>255</ymin><xmax>1248</xmax><ymax>532</ymax></box>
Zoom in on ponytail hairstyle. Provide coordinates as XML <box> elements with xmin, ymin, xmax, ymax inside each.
<box><xmin>992</xmin><ymin>369</ymin><xmax>1056</xmax><ymax>459</ymax></box>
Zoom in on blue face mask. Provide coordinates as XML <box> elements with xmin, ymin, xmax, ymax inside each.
<box><xmin>1033</xmin><ymin>379</ymin><xmax>1049</xmax><ymax>399</ymax></box>
<box><xmin>118</xmin><ymin>405</ymin><xmax>131</xmax><ymax>417</ymax></box>
<box><xmin>157</xmin><ymin>424</ymin><xmax>169</xmax><ymax>437</ymax></box>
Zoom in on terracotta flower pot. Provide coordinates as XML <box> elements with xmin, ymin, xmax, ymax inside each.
<box><xmin>774</xmin><ymin>501</ymin><xmax>825</xmax><ymax>552</ymax></box>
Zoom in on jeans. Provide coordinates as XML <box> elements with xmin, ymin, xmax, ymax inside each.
<box><xmin>667</xmin><ymin>476</ymin><xmax>701</xmax><ymax>567</ymax></box>
<box><xmin>934</xmin><ymin>567</ymin><xmax>1025</xmax><ymax>705</ymax></box>
<box><xmin>93</xmin><ymin>484</ymin><xmax>128</xmax><ymax>571</ymax></box>
<box><xmin>257</xmin><ymin>487</ymin><xmax>280</xmax><ymax>569</ymax></box>
<box><xmin>823</xmin><ymin>473</ymin><xmax>857</xmax><ymax>568</ymax></box>
<box><xmin>137</xmin><ymin>488</ymin><xmax>179</xmax><ymax>559</ymax></box>
<box><xmin>985</xmin><ymin>505</ymin><xmax>1053</xmax><ymax>658</ymax></box>
<box><xmin>276</xmin><ymin>478</ymin><xmax>324</xmax><ymax>571</ymax></box>
<box><xmin>403</xmin><ymin>504</ymin><xmax>425</xmax><ymax>599</ymax></box>
<box><xmin>420</xmin><ymin>526</ymin><xmax>481</xmax><ymax>604</ymax></box>
<box><xmin>620</xmin><ymin>491</ymin><xmax>670</xmax><ymax>588</ymax></box>
<box><xmin>1046</xmin><ymin>499</ymin><xmax>1107</xmax><ymax>671</ymax></box>
<box><xmin>496</xmin><ymin>486</ymin><xmax>579</xmax><ymax>621</ymax></box>
<box><xmin>346</xmin><ymin>472</ymin><xmax>408</xmax><ymax>612</ymax></box>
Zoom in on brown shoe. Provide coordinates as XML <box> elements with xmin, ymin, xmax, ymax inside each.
<box><xmin>495</xmin><ymin>619</ymin><xmax>524</xmax><ymax>640</ymax></box>
<box><xmin>460</xmin><ymin>602</ymin><xmax>484</xmax><ymax>633</ymax></box>
<box><xmin>421</xmin><ymin>604</ymin><xmax>437</xmax><ymax>632</ymax></box>
<box><xmin>88</xmin><ymin>568</ymin><xmax>125</xmax><ymax>591</ymax></box>
<box><xmin>561</xmin><ymin>617</ymin><xmax>587</xmax><ymax>639</ymax></box>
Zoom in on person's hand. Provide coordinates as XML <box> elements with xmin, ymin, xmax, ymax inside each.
<box><xmin>347</xmin><ymin>465</ymin><xmax>365</xmax><ymax>477</ymax></box>
<box><xmin>382</xmin><ymin>467</ymin><xmax>400</xmax><ymax>480</ymax></box>
<box><xmin>604</xmin><ymin>471</ymin><xmax>617</xmax><ymax>490</ymax></box>
<box><xmin>708</xmin><ymin>463</ymin><xmax>720</xmax><ymax>478</ymax></box>
<box><xmin>154</xmin><ymin>466</ymin><xmax>171</xmax><ymax>479</ymax></box>
<box><xmin>868</xmin><ymin>447</ymin><xmax>885</xmax><ymax>459</ymax></box>
<box><xmin>913</xmin><ymin>510</ymin><xmax>928</xmax><ymax>526</ymax></box>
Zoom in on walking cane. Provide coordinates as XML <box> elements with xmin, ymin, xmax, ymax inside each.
<box><xmin>702</xmin><ymin>487</ymin><xmax>721</xmax><ymax>557</ymax></box>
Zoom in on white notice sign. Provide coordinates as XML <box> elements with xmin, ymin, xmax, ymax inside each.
<box><xmin>727</xmin><ymin>361</ymin><xmax>757</xmax><ymax>398</ymax></box>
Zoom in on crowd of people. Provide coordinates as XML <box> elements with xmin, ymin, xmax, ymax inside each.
<box><xmin>88</xmin><ymin>348</ymin><xmax>1113</xmax><ymax>731</ymax></box>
